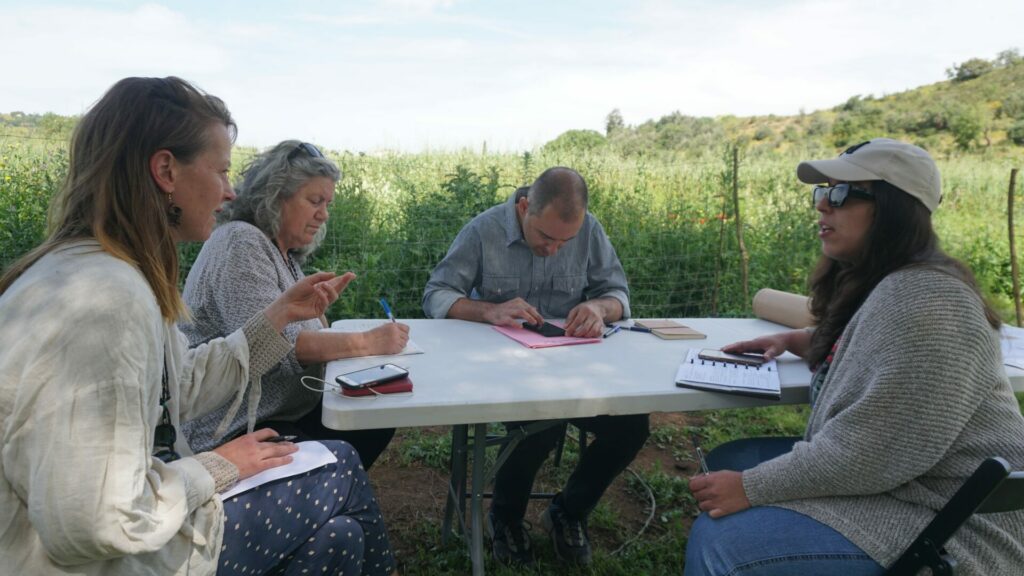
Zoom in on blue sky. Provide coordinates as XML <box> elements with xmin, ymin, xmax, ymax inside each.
<box><xmin>1</xmin><ymin>0</ymin><xmax>1021</xmax><ymax>152</ymax></box>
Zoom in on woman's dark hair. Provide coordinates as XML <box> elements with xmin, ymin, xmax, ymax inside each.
<box><xmin>806</xmin><ymin>180</ymin><xmax>1000</xmax><ymax>366</ymax></box>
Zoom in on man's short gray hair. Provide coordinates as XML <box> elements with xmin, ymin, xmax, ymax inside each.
<box><xmin>527</xmin><ymin>166</ymin><xmax>588</xmax><ymax>221</ymax></box>
<box><xmin>219</xmin><ymin>140</ymin><xmax>341</xmax><ymax>262</ymax></box>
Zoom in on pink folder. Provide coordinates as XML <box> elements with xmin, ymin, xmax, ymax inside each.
<box><xmin>492</xmin><ymin>322</ymin><xmax>602</xmax><ymax>349</ymax></box>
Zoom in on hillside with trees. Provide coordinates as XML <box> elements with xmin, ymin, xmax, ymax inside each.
<box><xmin>545</xmin><ymin>49</ymin><xmax>1024</xmax><ymax>159</ymax></box>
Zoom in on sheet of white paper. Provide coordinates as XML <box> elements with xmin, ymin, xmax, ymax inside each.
<box><xmin>1000</xmin><ymin>324</ymin><xmax>1024</xmax><ymax>369</ymax></box>
<box><xmin>324</xmin><ymin>321</ymin><xmax>424</xmax><ymax>357</ymax></box>
<box><xmin>218</xmin><ymin>441</ymin><xmax>337</xmax><ymax>501</ymax></box>
<box><xmin>675</xmin><ymin>348</ymin><xmax>780</xmax><ymax>393</ymax></box>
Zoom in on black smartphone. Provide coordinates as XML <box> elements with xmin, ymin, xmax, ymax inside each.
<box><xmin>697</xmin><ymin>349</ymin><xmax>767</xmax><ymax>367</ymax></box>
<box><xmin>335</xmin><ymin>363</ymin><xmax>409</xmax><ymax>390</ymax></box>
<box><xmin>523</xmin><ymin>321</ymin><xmax>566</xmax><ymax>337</ymax></box>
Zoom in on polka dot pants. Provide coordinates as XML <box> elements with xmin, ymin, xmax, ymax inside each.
<box><xmin>218</xmin><ymin>440</ymin><xmax>394</xmax><ymax>576</ymax></box>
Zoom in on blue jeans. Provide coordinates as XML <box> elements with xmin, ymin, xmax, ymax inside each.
<box><xmin>685</xmin><ymin>437</ymin><xmax>884</xmax><ymax>576</ymax></box>
<box><xmin>684</xmin><ymin>507</ymin><xmax>885</xmax><ymax>576</ymax></box>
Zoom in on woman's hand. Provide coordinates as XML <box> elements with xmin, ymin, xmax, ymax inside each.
<box><xmin>722</xmin><ymin>330</ymin><xmax>803</xmax><ymax>361</ymax></box>
<box><xmin>689</xmin><ymin>471</ymin><xmax>751</xmax><ymax>518</ymax></box>
<box><xmin>363</xmin><ymin>322</ymin><xmax>410</xmax><ymax>356</ymax></box>
<box><xmin>265</xmin><ymin>271</ymin><xmax>356</xmax><ymax>332</ymax></box>
<box><xmin>212</xmin><ymin>428</ymin><xmax>299</xmax><ymax>480</ymax></box>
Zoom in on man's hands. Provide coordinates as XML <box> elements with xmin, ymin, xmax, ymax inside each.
<box><xmin>689</xmin><ymin>471</ymin><xmax>751</xmax><ymax>518</ymax></box>
<box><xmin>264</xmin><ymin>271</ymin><xmax>356</xmax><ymax>333</ymax></box>
<box><xmin>212</xmin><ymin>428</ymin><xmax>299</xmax><ymax>480</ymax></box>
<box><xmin>563</xmin><ymin>301</ymin><xmax>605</xmax><ymax>337</ymax></box>
<box><xmin>480</xmin><ymin>297</ymin><xmax>544</xmax><ymax>328</ymax></box>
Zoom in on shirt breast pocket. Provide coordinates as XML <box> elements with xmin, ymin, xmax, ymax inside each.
<box><xmin>480</xmin><ymin>275</ymin><xmax>520</xmax><ymax>302</ymax></box>
<box><xmin>552</xmin><ymin>274</ymin><xmax>586</xmax><ymax>296</ymax></box>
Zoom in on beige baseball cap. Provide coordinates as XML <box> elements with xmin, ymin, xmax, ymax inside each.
<box><xmin>796</xmin><ymin>138</ymin><xmax>942</xmax><ymax>212</ymax></box>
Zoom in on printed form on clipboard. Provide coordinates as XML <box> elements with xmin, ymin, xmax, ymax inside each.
<box><xmin>675</xmin><ymin>348</ymin><xmax>781</xmax><ymax>400</ymax></box>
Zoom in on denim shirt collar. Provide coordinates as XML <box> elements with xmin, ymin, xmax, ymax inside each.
<box><xmin>502</xmin><ymin>191</ymin><xmax>526</xmax><ymax>247</ymax></box>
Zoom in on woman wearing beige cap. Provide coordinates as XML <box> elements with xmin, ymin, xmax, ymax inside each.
<box><xmin>685</xmin><ymin>139</ymin><xmax>1024</xmax><ymax>575</ymax></box>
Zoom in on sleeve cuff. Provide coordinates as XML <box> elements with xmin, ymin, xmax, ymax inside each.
<box><xmin>168</xmin><ymin>456</ymin><xmax>218</xmax><ymax>512</ymax></box>
<box><xmin>425</xmin><ymin>291</ymin><xmax>463</xmax><ymax>319</ymax></box>
<box><xmin>242</xmin><ymin>312</ymin><xmax>293</xmax><ymax>376</ymax></box>
<box><xmin>600</xmin><ymin>290</ymin><xmax>630</xmax><ymax>319</ymax></box>
<box><xmin>194</xmin><ymin>451</ymin><xmax>240</xmax><ymax>495</ymax></box>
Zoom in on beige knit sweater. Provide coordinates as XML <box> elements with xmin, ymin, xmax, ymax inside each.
<box><xmin>743</xmin><ymin>266</ymin><xmax>1024</xmax><ymax>575</ymax></box>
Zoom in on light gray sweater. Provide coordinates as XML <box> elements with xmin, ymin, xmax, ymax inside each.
<box><xmin>181</xmin><ymin>221</ymin><xmax>324</xmax><ymax>452</ymax></box>
<box><xmin>743</xmin><ymin>266</ymin><xmax>1024</xmax><ymax>574</ymax></box>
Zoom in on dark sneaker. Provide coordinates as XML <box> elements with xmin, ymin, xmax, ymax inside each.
<box><xmin>541</xmin><ymin>499</ymin><xmax>592</xmax><ymax>566</ymax></box>
<box><xmin>487</xmin><ymin>510</ymin><xmax>535</xmax><ymax>566</ymax></box>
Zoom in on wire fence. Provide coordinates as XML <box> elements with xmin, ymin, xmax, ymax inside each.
<box><xmin>3</xmin><ymin>132</ymin><xmax>1019</xmax><ymax>322</ymax></box>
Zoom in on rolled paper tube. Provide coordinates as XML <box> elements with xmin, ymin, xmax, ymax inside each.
<box><xmin>752</xmin><ymin>288</ymin><xmax>815</xmax><ymax>329</ymax></box>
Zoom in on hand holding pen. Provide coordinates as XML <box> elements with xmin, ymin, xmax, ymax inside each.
<box><xmin>379</xmin><ymin>298</ymin><xmax>396</xmax><ymax>323</ymax></box>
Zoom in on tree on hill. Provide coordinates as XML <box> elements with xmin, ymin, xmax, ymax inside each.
<box><xmin>605</xmin><ymin>109</ymin><xmax>624</xmax><ymax>136</ymax></box>
<box><xmin>947</xmin><ymin>57</ymin><xmax>994</xmax><ymax>82</ymax></box>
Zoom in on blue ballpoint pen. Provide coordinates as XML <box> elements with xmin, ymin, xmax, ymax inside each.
<box><xmin>378</xmin><ymin>298</ymin><xmax>396</xmax><ymax>323</ymax></box>
<box><xmin>602</xmin><ymin>325</ymin><xmax>621</xmax><ymax>338</ymax></box>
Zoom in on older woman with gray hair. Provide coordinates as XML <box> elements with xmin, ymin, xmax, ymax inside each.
<box><xmin>181</xmin><ymin>140</ymin><xmax>407</xmax><ymax>468</ymax></box>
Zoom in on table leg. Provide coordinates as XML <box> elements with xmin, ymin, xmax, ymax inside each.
<box><xmin>442</xmin><ymin>424</ymin><xmax>469</xmax><ymax>544</ymax></box>
<box><xmin>470</xmin><ymin>423</ymin><xmax>487</xmax><ymax>576</ymax></box>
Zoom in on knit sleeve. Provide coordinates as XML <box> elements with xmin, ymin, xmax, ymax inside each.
<box><xmin>744</xmin><ymin>268</ymin><xmax>1000</xmax><ymax>505</ymax></box>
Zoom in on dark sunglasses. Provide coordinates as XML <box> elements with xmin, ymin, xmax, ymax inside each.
<box><xmin>287</xmin><ymin>142</ymin><xmax>325</xmax><ymax>161</ymax></box>
<box><xmin>812</xmin><ymin>183</ymin><xmax>874</xmax><ymax>208</ymax></box>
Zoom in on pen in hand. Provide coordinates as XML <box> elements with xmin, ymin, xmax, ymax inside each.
<box><xmin>265</xmin><ymin>435</ymin><xmax>298</xmax><ymax>443</ymax></box>
<box><xmin>378</xmin><ymin>298</ymin><xmax>396</xmax><ymax>323</ymax></box>
<box><xmin>691</xmin><ymin>434</ymin><xmax>710</xmax><ymax>476</ymax></box>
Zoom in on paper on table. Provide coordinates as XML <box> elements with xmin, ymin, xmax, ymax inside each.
<box><xmin>218</xmin><ymin>441</ymin><xmax>337</xmax><ymax>501</ymax></box>
<box><xmin>1001</xmin><ymin>324</ymin><xmax>1024</xmax><ymax>369</ymax></box>
<box><xmin>675</xmin><ymin>348</ymin><xmax>781</xmax><ymax>399</ymax></box>
<box><xmin>493</xmin><ymin>321</ymin><xmax>601</xmax><ymax>349</ymax></box>
<box><xmin>325</xmin><ymin>320</ymin><xmax>424</xmax><ymax>356</ymax></box>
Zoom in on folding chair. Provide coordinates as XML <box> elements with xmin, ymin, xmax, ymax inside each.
<box><xmin>885</xmin><ymin>456</ymin><xmax>1024</xmax><ymax>575</ymax></box>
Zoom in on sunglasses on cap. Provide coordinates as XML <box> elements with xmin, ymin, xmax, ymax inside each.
<box><xmin>812</xmin><ymin>182</ymin><xmax>874</xmax><ymax>208</ymax></box>
<box><xmin>287</xmin><ymin>142</ymin><xmax>325</xmax><ymax>161</ymax></box>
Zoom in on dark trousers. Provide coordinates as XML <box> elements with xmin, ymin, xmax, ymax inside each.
<box><xmin>262</xmin><ymin>398</ymin><xmax>395</xmax><ymax>470</ymax></box>
<box><xmin>491</xmin><ymin>413</ymin><xmax>650</xmax><ymax>523</ymax></box>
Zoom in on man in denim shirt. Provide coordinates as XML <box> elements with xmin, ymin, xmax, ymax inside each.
<box><xmin>423</xmin><ymin>167</ymin><xmax>650</xmax><ymax>567</ymax></box>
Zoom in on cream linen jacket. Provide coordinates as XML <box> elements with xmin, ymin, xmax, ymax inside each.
<box><xmin>0</xmin><ymin>242</ymin><xmax>290</xmax><ymax>575</ymax></box>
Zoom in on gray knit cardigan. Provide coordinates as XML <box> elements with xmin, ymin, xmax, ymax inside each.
<box><xmin>180</xmin><ymin>221</ymin><xmax>324</xmax><ymax>452</ymax></box>
<box><xmin>743</xmin><ymin>266</ymin><xmax>1024</xmax><ymax>574</ymax></box>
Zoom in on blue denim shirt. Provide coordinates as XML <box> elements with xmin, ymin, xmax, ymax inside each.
<box><xmin>422</xmin><ymin>192</ymin><xmax>630</xmax><ymax>319</ymax></box>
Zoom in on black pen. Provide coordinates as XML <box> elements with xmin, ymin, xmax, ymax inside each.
<box><xmin>625</xmin><ymin>325</ymin><xmax>652</xmax><ymax>333</ymax></box>
<box><xmin>265</xmin><ymin>435</ymin><xmax>298</xmax><ymax>443</ymax></box>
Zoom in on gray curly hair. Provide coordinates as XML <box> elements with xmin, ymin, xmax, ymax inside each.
<box><xmin>219</xmin><ymin>140</ymin><xmax>341</xmax><ymax>262</ymax></box>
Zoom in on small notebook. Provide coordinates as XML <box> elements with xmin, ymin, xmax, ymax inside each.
<box><xmin>493</xmin><ymin>322</ymin><xmax>602</xmax><ymax>349</ymax></box>
<box><xmin>340</xmin><ymin>376</ymin><xmax>413</xmax><ymax>398</ymax></box>
<box><xmin>635</xmin><ymin>319</ymin><xmax>707</xmax><ymax>340</ymax></box>
<box><xmin>675</xmin><ymin>348</ymin><xmax>781</xmax><ymax>400</ymax></box>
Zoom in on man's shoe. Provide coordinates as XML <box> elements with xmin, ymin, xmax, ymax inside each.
<box><xmin>486</xmin><ymin>510</ymin><xmax>535</xmax><ymax>566</ymax></box>
<box><xmin>541</xmin><ymin>499</ymin><xmax>593</xmax><ymax>566</ymax></box>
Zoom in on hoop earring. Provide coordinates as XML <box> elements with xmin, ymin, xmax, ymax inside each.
<box><xmin>166</xmin><ymin>193</ymin><xmax>182</xmax><ymax>227</ymax></box>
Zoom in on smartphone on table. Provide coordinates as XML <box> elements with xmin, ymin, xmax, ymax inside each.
<box><xmin>335</xmin><ymin>363</ymin><xmax>409</xmax><ymax>390</ymax></box>
<box><xmin>522</xmin><ymin>321</ymin><xmax>566</xmax><ymax>337</ymax></box>
<box><xmin>697</xmin><ymin>349</ymin><xmax>767</xmax><ymax>367</ymax></box>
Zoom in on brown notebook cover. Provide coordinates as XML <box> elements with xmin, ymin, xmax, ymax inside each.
<box><xmin>634</xmin><ymin>319</ymin><xmax>707</xmax><ymax>340</ymax></box>
<box><xmin>341</xmin><ymin>376</ymin><xmax>413</xmax><ymax>398</ymax></box>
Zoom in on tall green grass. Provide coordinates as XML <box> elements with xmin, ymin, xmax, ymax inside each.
<box><xmin>1</xmin><ymin>138</ymin><xmax>1020</xmax><ymax>322</ymax></box>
